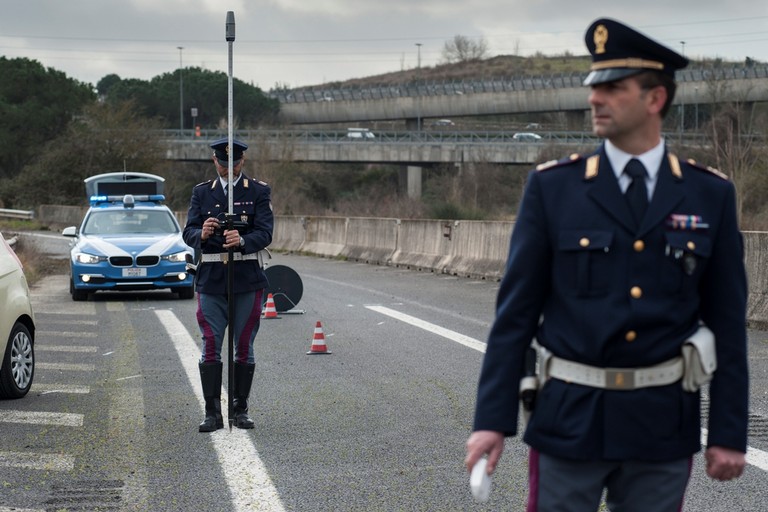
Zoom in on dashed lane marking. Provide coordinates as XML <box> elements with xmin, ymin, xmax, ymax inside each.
<box><xmin>367</xmin><ymin>304</ymin><xmax>768</xmax><ymax>472</ymax></box>
<box><xmin>155</xmin><ymin>309</ymin><xmax>286</xmax><ymax>512</ymax></box>
<box><xmin>0</xmin><ymin>410</ymin><xmax>84</xmax><ymax>427</ymax></box>
<box><xmin>0</xmin><ymin>451</ymin><xmax>74</xmax><ymax>471</ymax></box>
<box><xmin>36</xmin><ymin>363</ymin><xmax>95</xmax><ymax>372</ymax></box>
<box><xmin>37</xmin><ymin>331</ymin><xmax>98</xmax><ymax>338</ymax></box>
<box><xmin>35</xmin><ymin>345</ymin><xmax>98</xmax><ymax>353</ymax></box>
<box><xmin>33</xmin><ymin>384</ymin><xmax>90</xmax><ymax>394</ymax></box>
<box><xmin>365</xmin><ymin>305</ymin><xmax>487</xmax><ymax>353</ymax></box>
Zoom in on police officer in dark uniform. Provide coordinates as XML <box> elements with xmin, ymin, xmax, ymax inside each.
<box><xmin>182</xmin><ymin>137</ymin><xmax>273</xmax><ymax>432</ymax></box>
<box><xmin>465</xmin><ymin>18</ymin><xmax>749</xmax><ymax>511</ymax></box>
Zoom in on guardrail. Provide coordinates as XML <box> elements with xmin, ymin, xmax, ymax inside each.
<box><xmin>0</xmin><ymin>208</ymin><xmax>35</xmax><ymax>220</ymax></box>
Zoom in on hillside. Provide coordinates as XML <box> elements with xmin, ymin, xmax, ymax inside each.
<box><xmin>300</xmin><ymin>53</ymin><xmax>752</xmax><ymax>90</ymax></box>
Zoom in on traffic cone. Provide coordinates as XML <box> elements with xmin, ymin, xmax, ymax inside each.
<box><xmin>306</xmin><ymin>321</ymin><xmax>331</xmax><ymax>355</ymax></box>
<box><xmin>263</xmin><ymin>293</ymin><xmax>279</xmax><ymax>319</ymax></box>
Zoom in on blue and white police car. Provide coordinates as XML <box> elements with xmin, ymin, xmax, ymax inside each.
<box><xmin>62</xmin><ymin>172</ymin><xmax>195</xmax><ymax>301</ymax></box>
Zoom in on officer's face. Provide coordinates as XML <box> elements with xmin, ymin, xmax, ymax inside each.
<box><xmin>588</xmin><ymin>77</ymin><xmax>665</xmax><ymax>149</ymax></box>
<box><xmin>213</xmin><ymin>157</ymin><xmax>244</xmax><ymax>179</ymax></box>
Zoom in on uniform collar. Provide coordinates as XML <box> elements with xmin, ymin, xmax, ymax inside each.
<box><xmin>605</xmin><ymin>138</ymin><xmax>665</xmax><ymax>181</ymax></box>
<box><xmin>218</xmin><ymin>175</ymin><xmax>242</xmax><ymax>191</ymax></box>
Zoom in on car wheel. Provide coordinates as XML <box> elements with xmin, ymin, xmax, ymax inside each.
<box><xmin>0</xmin><ymin>322</ymin><xmax>34</xmax><ymax>399</ymax></box>
<box><xmin>70</xmin><ymin>277</ymin><xmax>87</xmax><ymax>301</ymax></box>
<box><xmin>178</xmin><ymin>286</ymin><xmax>195</xmax><ymax>300</ymax></box>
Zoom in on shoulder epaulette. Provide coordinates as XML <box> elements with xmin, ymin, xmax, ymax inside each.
<box><xmin>536</xmin><ymin>153</ymin><xmax>584</xmax><ymax>172</ymax></box>
<box><xmin>256</xmin><ymin>180</ymin><xmax>269</xmax><ymax>187</ymax></box>
<box><xmin>194</xmin><ymin>179</ymin><xmax>213</xmax><ymax>188</ymax></box>
<box><xmin>685</xmin><ymin>159</ymin><xmax>729</xmax><ymax>180</ymax></box>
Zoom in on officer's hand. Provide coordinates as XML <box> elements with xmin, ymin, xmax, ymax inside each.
<box><xmin>201</xmin><ymin>218</ymin><xmax>219</xmax><ymax>241</ymax></box>
<box><xmin>222</xmin><ymin>229</ymin><xmax>241</xmax><ymax>249</ymax></box>
<box><xmin>705</xmin><ymin>446</ymin><xmax>746</xmax><ymax>481</ymax></box>
<box><xmin>465</xmin><ymin>430</ymin><xmax>504</xmax><ymax>475</ymax></box>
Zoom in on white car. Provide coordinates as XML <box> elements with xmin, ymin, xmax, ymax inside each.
<box><xmin>513</xmin><ymin>132</ymin><xmax>543</xmax><ymax>142</ymax></box>
<box><xmin>0</xmin><ymin>233</ymin><xmax>35</xmax><ymax>399</ymax></box>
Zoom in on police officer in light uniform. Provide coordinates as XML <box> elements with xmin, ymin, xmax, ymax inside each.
<box><xmin>183</xmin><ymin>137</ymin><xmax>273</xmax><ymax>432</ymax></box>
<box><xmin>465</xmin><ymin>18</ymin><xmax>749</xmax><ymax>511</ymax></box>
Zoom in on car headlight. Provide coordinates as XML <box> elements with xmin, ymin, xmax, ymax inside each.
<box><xmin>164</xmin><ymin>251</ymin><xmax>189</xmax><ymax>263</ymax></box>
<box><xmin>75</xmin><ymin>252</ymin><xmax>102</xmax><ymax>264</ymax></box>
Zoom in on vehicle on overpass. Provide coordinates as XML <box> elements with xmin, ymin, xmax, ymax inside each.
<box><xmin>512</xmin><ymin>132</ymin><xmax>543</xmax><ymax>142</ymax></box>
<box><xmin>62</xmin><ymin>172</ymin><xmax>195</xmax><ymax>301</ymax></box>
<box><xmin>346</xmin><ymin>128</ymin><xmax>375</xmax><ymax>140</ymax></box>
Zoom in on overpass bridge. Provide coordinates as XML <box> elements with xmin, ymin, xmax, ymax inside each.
<box><xmin>165</xmin><ymin>129</ymin><xmax>602</xmax><ymax>166</ymax></box>
<box><xmin>269</xmin><ymin>65</ymin><xmax>768</xmax><ymax>127</ymax></box>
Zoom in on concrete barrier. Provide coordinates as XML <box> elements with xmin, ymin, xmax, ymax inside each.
<box><xmin>273</xmin><ymin>215</ymin><xmax>305</xmax><ymax>252</ymax></box>
<box><xmin>299</xmin><ymin>216</ymin><xmax>347</xmax><ymax>257</ymax></box>
<box><xmin>340</xmin><ymin>217</ymin><xmax>398</xmax><ymax>265</ymax></box>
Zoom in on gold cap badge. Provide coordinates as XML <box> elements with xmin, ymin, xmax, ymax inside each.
<box><xmin>594</xmin><ymin>24</ymin><xmax>608</xmax><ymax>54</ymax></box>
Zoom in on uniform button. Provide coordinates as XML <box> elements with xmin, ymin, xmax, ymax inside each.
<box><xmin>579</xmin><ymin>237</ymin><xmax>590</xmax><ymax>247</ymax></box>
<box><xmin>687</xmin><ymin>241</ymin><xmax>696</xmax><ymax>250</ymax></box>
<box><xmin>633</xmin><ymin>240</ymin><xmax>645</xmax><ymax>252</ymax></box>
<box><xmin>625</xmin><ymin>330</ymin><xmax>637</xmax><ymax>342</ymax></box>
<box><xmin>630</xmin><ymin>286</ymin><xmax>642</xmax><ymax>299</ymax></box>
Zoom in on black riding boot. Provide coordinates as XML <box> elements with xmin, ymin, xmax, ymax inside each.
<box><xmin>198</xmin><ymin>362</ymin><xmax>223</xmax><ymax>432</ymax></box>
<box><xmin>233</xmin><ymin>362</ymin><xmax>256</xmax><ymax>429</ymax></box>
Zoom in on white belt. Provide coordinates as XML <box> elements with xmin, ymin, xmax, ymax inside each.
<box><xmin>200</xmin><ymin>252</ymin><xmax>260</xmax><ymax>263</ymax></box>
<box><xmin>547</xmin><ymin>356</ymin><xmax>684</xmax><ymax>390</ymax></box>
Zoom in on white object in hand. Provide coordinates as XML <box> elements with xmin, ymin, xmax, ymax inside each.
<box><xmin>470</xmin><ymin>458</ymin><xmax>492</xmax><ymax>502</ymax></box>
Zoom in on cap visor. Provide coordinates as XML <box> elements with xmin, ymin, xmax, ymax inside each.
<box><xmin>583</xmin><ymin>68</ymin><xmax>643</xmax><ymax>86</ymax></box>
<box><xmin>216</xmin><ymin>158</ymin><xmax>241</xmax><ymax>166</ymax></box>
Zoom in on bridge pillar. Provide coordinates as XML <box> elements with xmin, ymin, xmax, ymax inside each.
<box><xmin>405</xmin><ymin>118</ymin><xmax>422</xmax><ymax>131</ymax></box>
<box><xmin>565</xmin><ymin>110</ymin><xmax>589</xmax><ymax>131</ymax></box>
<box><xmin>399</xmin><ymin>165</ymin><xmax>423</xmax><ymax>198</ymax></box>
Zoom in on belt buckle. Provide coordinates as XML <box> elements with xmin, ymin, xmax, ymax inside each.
<box><xmin>605</xmin><ymin>369</ymin><xmax>635</xmax><ymax>390</ymax></box>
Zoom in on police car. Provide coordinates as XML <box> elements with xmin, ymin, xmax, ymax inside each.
<box><xmin>62</xmin><ymin>172</ymin><xmax>195</xmax><ymax>301</ymax></box>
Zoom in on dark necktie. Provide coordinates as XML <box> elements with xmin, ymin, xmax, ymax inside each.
<box><xmin>624</xmin><ymin>159</ymin><xmax>648</xmax><ymax>225</ymax></box>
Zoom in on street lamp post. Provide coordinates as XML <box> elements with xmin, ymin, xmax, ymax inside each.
<box><xmin>415</xmin><ymin>43</ymin><xmax>422</xmax><ymax>131</ymax></box>
<box><xmin>177</xmin><ymin>46</ymin><xmax>184</xmax><ymax>136</ymax></box>
<box><xmin>679</xmin><ymin>41</ymin><xmax>686</xmax><ymax>139</ymax></box>
<box><xmin>415</xmin><ymin>43</ymin><xmax>422</xmax><ymax>69</ymax></box>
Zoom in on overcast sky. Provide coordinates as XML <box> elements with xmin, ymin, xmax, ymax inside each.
<box><xmin>2</xmin><ymin>1</ymin><xmax>767</xmax><ymax>91</ymax></box>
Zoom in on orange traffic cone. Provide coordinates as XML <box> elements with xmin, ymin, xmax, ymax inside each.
<box><xmin>263</xmin><ymin>293</ymin><xmax>279</xmax><ymax>319</ymax></box>
<box><xmin>307</xmin><ymin>321</ymin><xmax>332</xmax><ymax>355</ymax></box>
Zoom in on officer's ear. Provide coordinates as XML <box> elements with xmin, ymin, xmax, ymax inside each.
<box><xmin>644</xmin><ymin>84</ymin><xmax>668</xmax><ymax>117</ymax></box>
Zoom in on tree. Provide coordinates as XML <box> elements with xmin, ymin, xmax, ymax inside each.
<box><xmin>4</xmin><ymin>100</ymin><xmax>165</xmax><ymax>209</ymax></box>
<box><xmin>0</xmin><ymin>57</ymin><xmax>95</xmax><ymax>181</ymax></box>
<box><xmin>100</xmin><ymin>67</ymin><xmax>280</xmax><ymax>129</ymax></box>
<box><xmin>441</xmin><ymin>35</ymin><xmax>489</xmax><ymax>64</ymax></box>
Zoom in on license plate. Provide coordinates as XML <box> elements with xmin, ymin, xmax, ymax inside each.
<box><xmin>122</xmin><ymin>267</ymin><xmax>147</xmax><ymax>277</ymax></box>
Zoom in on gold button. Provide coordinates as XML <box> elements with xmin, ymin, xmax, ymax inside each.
<box><xmin>687</xmin><ymin>241</ymin><xmax>695</xmax><ymax>250</ymax></box>
<box><xmin>630</xmin><ymin>286</ymin><xmax>642</xmax><ymax>299</ymax></box>
<box><xmin>625</xmin><ymin>330</ymin><xmax>637</xmax><ymax>342</ymax></box>
<box><xmin>579</xmin><ymin>237</ymin><xmax>590</xmax><ymax>247</ymax></box>
<box><xmin>633</xmin><ymin>240</ymin><xmax>645</xmax><ymax>252</ymax></box>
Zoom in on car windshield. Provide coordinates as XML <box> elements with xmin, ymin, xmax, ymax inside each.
<box><xmin>82</xmin><ymin>210</ymin><xmax>178</xmax><ymax>235</ymax></box>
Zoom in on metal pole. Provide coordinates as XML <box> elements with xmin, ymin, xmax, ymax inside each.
<box><xmin>177</xmin><ymin>47</ymin><xmax>184</xmax><ymax>136</ymax></box>
<box><xmin>225</xmin><ymin>10</ymin><xmax>236</xmax><ymax>431</ymax></box>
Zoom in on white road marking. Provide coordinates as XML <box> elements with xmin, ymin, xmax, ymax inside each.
<box><xmin>365</xmin><ymin>305</ymin><xmax>487</xmax><ymax>353</ymax></box>
<box><xmin>0</xmin><ymin>451</ymin><xmax>74</xmax><ymax>471</ymax></box>
<box><xmin>35</xmin><ymin>345</ymin><xmax>98</xmax><ymax>353</ymax></box>
<box><xmin>368</xmin><ymin>304</ymin><xmax>768</xmax><ymax>472</ymax></box>
<box><xmin>155</xmin><ymin>310</ymin><xmax>286</xmax><ymax>512</ymax></box>
<box><xmin>115</xmin><ymin>374</ymin><xmax>142</xmax><ymax>381</ymax></box>
<box><xmin>0</xmin><ymin>410</ymin><xmax>83</xmax><ymax>427</ymax></box>
<box><xmin>37</xmin><ymin>331</ymin><xmax>98</xmax><ymax>338</ymax></box>
<box><xmin>33</xmin><ymin>384</ymin><xmax>90</xmax><ymax>394</ymax></box>
<box><xmin>36</xmin><ymin>362</ymin><xmax>95</xmax><ymax>371</ymax></box>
